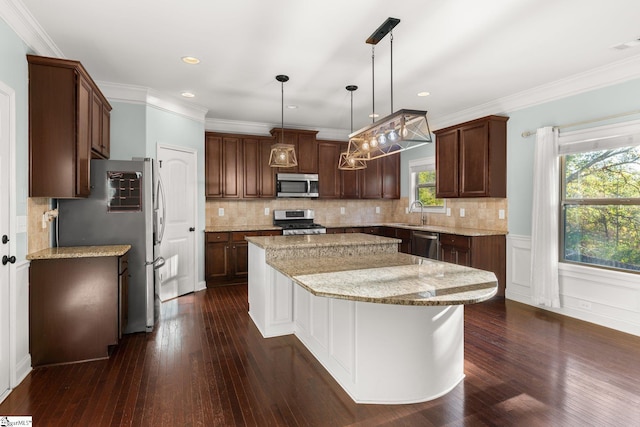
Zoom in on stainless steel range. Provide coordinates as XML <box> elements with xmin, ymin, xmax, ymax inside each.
<box><xmin>273</xmin><ymin>209</ymin><xmax>326</xmax><ymax>235</ymax></box>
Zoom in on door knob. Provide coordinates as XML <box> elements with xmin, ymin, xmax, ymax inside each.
<box><xmin>189</xmin><ymin>227</ymin><xmax>195</xmax><ymax>232</ymax></box>
<box><xmin>1</xmin><ymin>235</ymin><xmax>8</xmax><ymax>244</ymax></box>
<box><xmin>2</xmin><ymin>255</ymin><xmax>16</xmax><ymax>265</ymax></box>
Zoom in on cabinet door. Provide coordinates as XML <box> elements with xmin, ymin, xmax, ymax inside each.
<box><xmin>459</xmin><ymin>121</ymin><xmax>490</xmax><ymax>197</ymax></box>
<box><xmin>205</xmin><ymin>135</ymin><xmax>243</xmax><ymax>198</ymax></box>
<box><xmin>360</xmin><ymin>158</ymin><xmax>382</xmax><ymax>199</ymax></box>
<box><xmin>205</xmin><ymin>242</ymin><xmax>229</xmax><ymax>282</ymax></box>
<box><xmin>76</xmin><ymin>76</ymin><xmax>92</xmax><ymax>197</ymax></box>
<box><xmin>259</xmin><ymin>139</ymin><xmax>276</xmax><ymax>197</ymax></box>
<box><xmin>381</xmin><ymin>154</ymin><xmax>400</xmax><ymax>199</ymax></box>
<box><xmin>90</xmin><ymin>91</ymin><xmax>103</xmax><ymax>156</ymax></box>
<box><xmin>222</xmin><ymin>137</ymin><xmax>243</xmax><ymax>198</ymax></box>
<box><xmin>205</xmin><ymin>135</ymin><xmax>223</xmax><ymax>197</ymax></box>
<box><xmin>297</xmin><ymin>132</ymin><xmax>318</xmax><ymax>173</ymax></box>
<box><xmin>341</xmin><ymin>169</ymin><xmax>360</xmax><ymax>199</ymax></box>
<box><xmin>318</xmin><ymin>141</ymin><xmax>342</xmax><ymax>199</ymax></box>
<box><xmin>243</xmin><ymin>138</ymin><xmax>261</xmax><ymax>198</ymax></box>
<box><xmin>435</xmin><ymin>128</ymin><xmax>459</xmax><ymax>198</ymax></box>
<box><xmin>230</xmin><ymin>243</ymin><xmax>249</xmax><ymax>279</ymax></box>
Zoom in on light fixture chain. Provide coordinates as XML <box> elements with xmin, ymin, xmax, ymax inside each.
<box><xmin>281</xmin><ymin>79</ymin><xmax>284</xmax><ymax>144</ymax></box>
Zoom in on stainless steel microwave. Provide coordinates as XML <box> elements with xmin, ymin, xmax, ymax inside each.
<box><xmin>276</xmin><ymin>173</ymin><xmax>319</xmax><ymax>198</ymax></box>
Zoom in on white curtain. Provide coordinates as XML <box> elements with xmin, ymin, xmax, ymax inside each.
<box><xmin>530</xmin><ymin>127</ymin><xmax>561</xmax><ymax>307</ymax></box>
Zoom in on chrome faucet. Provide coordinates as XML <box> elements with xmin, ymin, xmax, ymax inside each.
<box><xmin>410</xmin><ymin>200</ymin><xmax>426</xmax><ymax>225</ymax></box>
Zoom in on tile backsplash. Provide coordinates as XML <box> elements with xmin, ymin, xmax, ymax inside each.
<box><xmin>206</xmin><ymin>197</ymin><xmax>508</xmax><ymax>232</ymax></box>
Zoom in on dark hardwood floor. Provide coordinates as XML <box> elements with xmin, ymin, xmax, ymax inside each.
<box><xmin>2</xmin><ymin>284</ymin><xmax>639</xmax><ymax>426</ymax></box>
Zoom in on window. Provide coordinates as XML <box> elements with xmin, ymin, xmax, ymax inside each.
<box><xmin>409</xmin><ymin>157</ymin><xmax>445</xmax><ymax>212</ymax></box>
<box><xmin>560</xmin><ymin>123</ymin><xmax>640</xmax><ymax>273</ymax></box>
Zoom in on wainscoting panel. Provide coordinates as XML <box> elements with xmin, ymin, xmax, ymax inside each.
<box><xmin>506</xmin><ymin>235</ymin><xmax>640</xmax><ymax>337</ymax></box>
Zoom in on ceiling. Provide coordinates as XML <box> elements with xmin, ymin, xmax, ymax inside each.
<box><xmin>18</xmin><ymin>0</ymin><xmax>640</xmax><ymax>134</ymax></box>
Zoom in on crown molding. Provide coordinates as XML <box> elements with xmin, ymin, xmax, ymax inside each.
<box><xmin>429</xmin><ymin>53</ymin><xmax>640</xmax><ymax>131</ymax></box>
<box><xmin>98</xmin><ymin>82</ymin><xmax>208</xmax><ymax>123</ymax></box>
<box><xmin>205</xmin><ymin>118</ymin><xmax>349</xmax><ymax>141</ymax></box>
<box><xmin>0</xmin><ymin>0</ymin><xmax>63</xmax><ymax>57</ymax></box>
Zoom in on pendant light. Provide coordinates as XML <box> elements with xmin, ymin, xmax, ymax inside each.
<box><xmin>269</xmin><ymin>74</ymin><xmax>298</xmax><ymax>168</ymax></box>
<box><xmin>338</xmin><ymin>85</ymin><xmax>366</xmax><ymax>170</ymax></box>
<box><xmin>343</xmin><ymin>18</ymin><xmax>432</xmax><ymax>163</ymax></box>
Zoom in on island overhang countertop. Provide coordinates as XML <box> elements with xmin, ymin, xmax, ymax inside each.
<box><xmin>246</xmin><ymin>234</ymin><xmax>497</xmax><ymax>306</ymax></box>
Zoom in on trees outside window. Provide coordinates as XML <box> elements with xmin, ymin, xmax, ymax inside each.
<box><xmin>561</xmin><ymin>146</ymin><xmax>640</xmax><ymax>272</ymax></box>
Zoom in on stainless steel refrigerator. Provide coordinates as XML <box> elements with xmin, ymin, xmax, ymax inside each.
<box><xmin>57</xmin><ymin>158</ymin><xmax>166</xmax><ymax>333</ymax></box>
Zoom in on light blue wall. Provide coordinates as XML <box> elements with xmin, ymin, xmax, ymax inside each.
<box><xmin>506</xmin><ymin>78</ymin><xmax>640</xmax><ymax>236</ymax></box>
<box><xmin>400</xmin><ymin>141</ymin><xmax>435</xmax><ymax>198</ymax></box>
<box><xmin>109</xmin><ymin>102</ymin><xmax>147</xmax><ymax>160</ymax></box>
<box><xmin>0</xmin><ymin>18</ymin><xmax>31</xmax><ymax>260</ymax></box>
<box><xmin>145</xmin><ymin>106</ymin><xmax>206</xmax><ymax>282</ymax></box>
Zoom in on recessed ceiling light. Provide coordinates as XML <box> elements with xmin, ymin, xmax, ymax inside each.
<box><xmin>287</xmin><ymin>105</ymin><xmax>298</xmax><ymax>109</ymax></box>
<box><xmin>417</xmin><ymin>91</ymin><xmax>431</xmax><ymax>97</ymax></box>
<box><xmin>181</xmin><ymin>91</ymin><xmax>195</xmax><ymax>98</ymax></box>
<box><xmin>181</xmin><ymin>56</ymin><xmax>200</xmax><ymax>65</ymax></box>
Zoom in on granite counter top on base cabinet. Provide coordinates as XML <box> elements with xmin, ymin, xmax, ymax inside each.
<box><xmin>26</xmin><ymin>245</ymin><xmax>131</xmax><ymax>260</ymax></box>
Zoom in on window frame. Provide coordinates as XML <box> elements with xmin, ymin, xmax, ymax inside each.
<box><xmin>558</xmin><ymin>119</ymin><xmax>640</xmax><ymax>274</ymax></box>
<box><xmin>408</xmin><ymin>157</ymin><xmax>445</xmax><ymax>213</ymax></box>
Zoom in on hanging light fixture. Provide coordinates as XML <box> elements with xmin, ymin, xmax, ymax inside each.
<box><xmin>338</xmin><ymin>85</ymin><xmax>367</xmax><ymax>170</ymax></box>
<box><xmin>269</xmin><ymin>74</ymin><xmax>298</xmax><ymax>168</ymax></box>
<box><xmin>344</xmin><ymin>18</ymin><xmax>432</xmax><ymax>163</ymax></box>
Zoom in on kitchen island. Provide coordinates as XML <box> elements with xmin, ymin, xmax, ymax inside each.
<box><xmin>246</xmin><ymin>234</ymin><xmax>497</xmax><ymax>404</ymax></box>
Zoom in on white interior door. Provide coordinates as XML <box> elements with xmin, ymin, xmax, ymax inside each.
<box><xmin>0</xmin><ymin>83</ymin><xmax>13</xmax><ymax>399</ymax></box>
<box><xmin>157</xmin><ymin>145</ymin><xmax>197</xmax><ymax>301</ymax></box>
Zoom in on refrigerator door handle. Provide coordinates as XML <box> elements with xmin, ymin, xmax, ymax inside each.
<box><xmin>156</xmin><ymin>175</ymin><xmax>167</xmax><ymax>245</ymax></box>
<box><xmin>146</xmin><ymin>256</ymin><xmax>166</xmax><ymax>270</ymax></box>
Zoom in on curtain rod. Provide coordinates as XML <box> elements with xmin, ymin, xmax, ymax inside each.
<box><xmin>521</xmin><ymin>109</ymin><xmax>640</xmax><ymax>138</ymax></box>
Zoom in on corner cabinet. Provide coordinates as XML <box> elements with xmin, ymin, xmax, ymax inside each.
<box><xmin>318</xmin><ymin>141</ymin><xmax>344</xmax><ymax>199</ymax></box>
<box><xmin>361</xmin><ymin>155</ymin><xmax>400</xmax><ymax>199</ymax></box>
<box><xmin>205</xmin><ymin>230</ymin><xmax>281</xmax><ymax>286</ymax></box>
<box><xmin>28</xmin><ymin>54</ymin><xmax>112</xmax><ymax>198</ymax></box>
<box><xmin>435</xmin><ymin>115</ymin><xmax>508</xmax><ymax>198</ymax></box>
<box><xmin>439</xmin><ymin>233</ymin><xmax>506</xmax><ymax>297</ymax></box>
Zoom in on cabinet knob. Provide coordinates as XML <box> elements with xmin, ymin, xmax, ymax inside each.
<box><xmin>1</xmin><ymin>235</ymin><xmax>8</xmax><ymax>244</ymax></box>
<box><xmin>189</xmin><ymin>227</ymin><xmax>195</xmax><ymax>232</ymax></box>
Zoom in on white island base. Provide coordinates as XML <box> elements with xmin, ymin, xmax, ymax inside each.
<box><xmin>248</xmin><ymin>243</ymin><xmax>466</xmax><ymax>404</ymax></box>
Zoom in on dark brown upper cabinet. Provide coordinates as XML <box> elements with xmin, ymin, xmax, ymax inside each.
<box><xmin>435</xmin><ymin>115</ymin><xmax>508</xmax><ymax>198</ymax></box>
<box><xmin>28</xmin><ymin>54</ymin><xmax>112</xmax><ymax>198</ymax></box>
<box><xmin>270</xmin><ymin>128</ymin><xmax>319</xmax><ymax>174</ymax></box>
<box><xmin>243</xmin><ymin>137</ymin><xmax>276</xmax><ymax>198</ymax></box>
<box><xmin>205</xmin><ymin>134</ymin><xmax>243</xmax><ymax>198</ymax></box>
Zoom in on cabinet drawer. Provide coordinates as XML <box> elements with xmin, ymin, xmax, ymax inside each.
<box><xmin>260</xmin><ymin>230</ymin><xmax>281</xmax><ymax>236</ymax></box>
<box><xmin>362</xmin><ymin>226</ymin><xmax>381</xmax><ymax>235</ymax></box>
<box><xmin>439</xmin><ymin>233</ymin><xmax>471</xmax><ymax>249</ymax></box>
<box><xmin>231</xmin><ymin>231</ymin><xmax>261</xmax><ymax>242</ymax></box>
<box><xmin>206</xmin><ymin>232</ymin><xmax>230</xmax><ymax>243</ymax></box>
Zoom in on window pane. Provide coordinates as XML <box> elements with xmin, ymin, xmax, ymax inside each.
<box><xmin>418</xmin><ymin>170</ymin><xmax>436</xmax><ymax>185</ymax></box>
<box><xmin>563</xmin><ymin>205</ymin><xmax>640</xmax><ymax>272</ymax></box>
<box><xmin>417</xmin><ymin>187</ymin><xmax>444</xmax><ymax>207</ymax></box>
<box><xmin>564</xmin><ymin>147</ymin><xmax>640</xmax><ymax>199</ymax></box>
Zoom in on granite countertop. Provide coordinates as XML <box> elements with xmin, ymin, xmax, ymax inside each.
<box><xmin>268</xmin><ymin>252</ymin><xmax>497</xmax><ymax>306</ymax></box>
<box><xmin>205</xmin><ymin>225</ymin><xmax>281</xmax><ymax>233</ymax></box>
<box><xmin>324</xmin><ymin>222</ymin><xmax>507</xmax><ymax>237</ymax></box>
<box><xmin>26</xmin><ymin>245</ymin><xmax>131</xmax><ymax>260</ymax></box>
<box><xmin>246</xmin><ymin>233</ymin><xmax>400</xmax><ymax>249</ymax></box>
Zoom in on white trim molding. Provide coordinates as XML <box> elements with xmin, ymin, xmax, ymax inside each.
<box><xmin>506</xmin><ymin>235</ymin><xmax>640</xmax><ymax>337</ymax></box>
<box><xmin>99</xmin><ymin>82</ymin><xmax>208</xmax><ymax>124</ymax></box>
<box><xmin>205</xmin><ymin>117</ymin><xmax>349</xmax><ymax>141</ymax></box>
<box><xmin>0</xmin><ymin>0</ymin><xmax>63</xmax><ymax>57</ymax></box>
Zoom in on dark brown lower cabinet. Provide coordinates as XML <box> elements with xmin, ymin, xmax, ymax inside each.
<box><xmin>29</xmin><ymin>255</ymin><xmax>125</xmax><ymax>366</ymax></box>
<box><xmin>439</xmin><ymin>233</ymin><xmax>506</xmax><ymax>297</ymax></box>
<box><xmin>205</xmin><ymin>230</ymin><xmax>281</xmax><ymax>286</ymax></box>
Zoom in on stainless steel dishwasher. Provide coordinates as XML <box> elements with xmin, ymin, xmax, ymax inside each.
<box><xmin>411</xmin><ymin>231</ymin><xmax>440</xmax><ymax>260</ymax></box>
